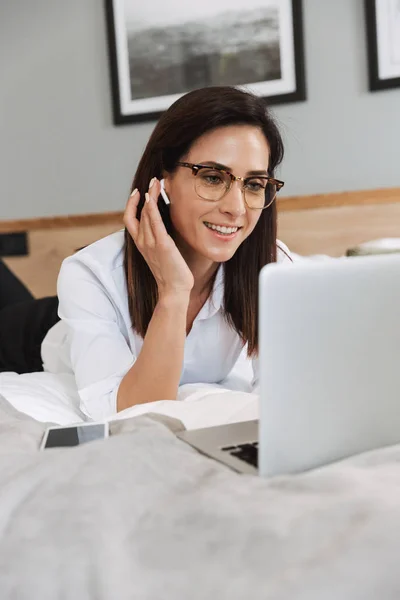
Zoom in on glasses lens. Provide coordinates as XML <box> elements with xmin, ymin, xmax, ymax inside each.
<box><xmin>195</xmin><ymin>168</ymin><xmax>231</xmax><ymax>201</ymax></box>
<box><xmin>244</xmin><ymin>179</ymin><xmax>278</xmax><ymax>209</ymax></box>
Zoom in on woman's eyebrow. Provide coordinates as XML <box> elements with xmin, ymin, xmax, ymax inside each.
<box><xmin>246</xmin><ymin>170</ymin><xmax>269</xmax><ymax>176</ymax></box>
<box><xmin>198</xmin><ymin>160</ymin><xmax>229</xmax><ymax>170</ymax></box>
<box><xmin>199</xmin><ymin>161</ymin><xmax>268</xmax><ymax>176</ymax></box>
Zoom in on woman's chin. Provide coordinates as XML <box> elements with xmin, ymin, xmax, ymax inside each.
<box><xmin>199</xmin><ymin>245</ymin><xmax>238</xmax><ymax>263</ymax></box>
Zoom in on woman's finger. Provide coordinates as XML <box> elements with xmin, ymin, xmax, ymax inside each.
<box><xmin>123</xmin><ymin>188</ymin><xmax>140</xmax><ymax>240</ymax></box>
<box><xmin>138</xmin><ymin>194</ymin><xmax>156</xmax><ymax>247</ymax></box>
<box><xmin>143</xmin><ymin>177</ymin><xmax>169</xmax><ymax>244</ymax></box>
<box><xmin>146</xmin><ymin>190</ymin><xmax>170</xmax><ymax>244</ymax></box>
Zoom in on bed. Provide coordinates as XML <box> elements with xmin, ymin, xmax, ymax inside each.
<box><xmin>2</xmin><ymin>305</ymin><xmax>400</xmax><ymax>599</ymax></box>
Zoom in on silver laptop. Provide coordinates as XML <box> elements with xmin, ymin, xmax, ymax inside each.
<box><xmin>177</xmin><ymin>253</ymin><xmax>400</xmax><ymax>477</ymax></box>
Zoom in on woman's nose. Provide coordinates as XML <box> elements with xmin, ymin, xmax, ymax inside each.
<box><xmin>219</xmin><ymin>181</ymin><xmax>246</xmax><ymax>217</ymax></box>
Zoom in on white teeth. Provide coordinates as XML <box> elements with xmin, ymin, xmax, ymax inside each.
<box><xmin>204</xmin><ymin>222</ymin><xmax>239</xmax><ymax>235</ymax></box>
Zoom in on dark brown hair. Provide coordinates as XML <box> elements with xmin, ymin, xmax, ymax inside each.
<box><xmin>124</xmin><ymin>86</ymin><xmax>284</xmax><ymax>355</ymax></box>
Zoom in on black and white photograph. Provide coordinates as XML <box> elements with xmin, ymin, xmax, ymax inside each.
<box><xmin>365</xmin><ymin>0</ymin><xmax>400</xmax><ymax>91</ymax></box>
<box><xmin>105</xmin><ymin>0</ymin><xmax>306</xmax><ymax>124</ymax></box>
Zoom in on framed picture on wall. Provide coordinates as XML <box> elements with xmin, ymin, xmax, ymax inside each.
<box><xmin>365</xmin><ymin>0</ymin><xmax>400</xmax><ymax>91</ymax></box>
<box><xmin>105</xmin><ymin>0</ymin><xmax>306</xmax><ymax>125</ymax></box>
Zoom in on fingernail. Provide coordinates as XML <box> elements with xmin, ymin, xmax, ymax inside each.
<box><xmin>130</xmin><ymin>188</ymin><xmax>138</xmax><ymax>197</ymax></box>
<box><xmin>145</xmin><ymin>193</ymin><xmax>150</xmax><ymax>203</ymax></box>
<box><xmin>149</xmin><ymin>177</ymin><xmax>156</xmax><ymax>189</ymax></box>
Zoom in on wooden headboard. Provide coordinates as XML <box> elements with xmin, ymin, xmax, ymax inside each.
<box><xmin>278</xmin><ymin>187</ymin><xmax>400</xmax><ymax>256</ymax></box>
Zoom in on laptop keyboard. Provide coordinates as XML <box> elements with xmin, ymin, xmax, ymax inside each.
<box><xmin>221</xmin><ymin>441</ymin><xmax>258</xmax><ymax>467</ymax></box>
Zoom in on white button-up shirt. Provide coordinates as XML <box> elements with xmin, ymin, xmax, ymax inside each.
<box><xmin>42</xmin><ymin>231</ymin><xmax>291</xmax><ymax>419</ymax></box>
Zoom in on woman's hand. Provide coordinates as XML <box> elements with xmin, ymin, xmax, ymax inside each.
<box><xmin>124</xmin><ymin>178</ymin><xmax>194</xmax><ymax>297</ymax></box>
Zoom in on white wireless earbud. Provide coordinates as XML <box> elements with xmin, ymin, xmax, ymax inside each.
<box><xmin>160</xmin><ymin>179</ymin><xmax>170</xmax><ymax>205</ymax></box>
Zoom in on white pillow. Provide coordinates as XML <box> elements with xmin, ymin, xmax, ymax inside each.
<box><xmin>0</xmin><ymin>372</ymin><xmax>85</xmax><ymax>425</ymax></box>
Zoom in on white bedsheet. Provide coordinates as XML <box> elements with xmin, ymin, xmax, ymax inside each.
<box><xmin>0</xmin><ymin>366</ymin><xmax>258</xmax><ymax>430</ymax></box>
<box><xmin>0</xmin><ymin>339</ymin><xmax>258</xmax><ymax>428</ymax></box>
<box><xmin>0</xmin><ymin>372</ymin><xmax>85</xmax><ymax>425</ymax></box>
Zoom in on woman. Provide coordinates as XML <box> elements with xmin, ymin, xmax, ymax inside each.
<box><xmin>1</xmin><ymin>86</ymin><xmax>291</xmax><ymax>419</ymax></box>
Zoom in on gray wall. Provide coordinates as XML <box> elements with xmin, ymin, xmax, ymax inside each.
<box><xmin>1</xmin><ymin>0</ymin><xmax>399</xmax><ymax>220</ymax></box>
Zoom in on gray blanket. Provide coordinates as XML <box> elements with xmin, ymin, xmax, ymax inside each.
<box><xmin>1</xmin><ymin>394</ymin><xmax>400</xmax><ymax>599</ymax></box>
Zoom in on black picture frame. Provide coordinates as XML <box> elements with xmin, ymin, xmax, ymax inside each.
<box><xmin>365</xmin><ymin>0</ymin><xmax>400</xmax><ymax>92</ymax></box>
<box><xmin>105</xmin><ymin>0</ymin><xmax>307</xmax><ymax>125</ymax></box>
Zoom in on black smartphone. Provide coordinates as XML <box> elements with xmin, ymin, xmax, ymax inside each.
<box><xmin>40</xmin><ymin>422</ymin><xmax>109</xmax><ymax>449</ymax></box>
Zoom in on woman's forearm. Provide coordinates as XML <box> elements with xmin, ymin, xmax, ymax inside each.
<box><xmin>117</xmin><ymin>292</ymin><xmax>189</xmax><ymax>411</ymax></box>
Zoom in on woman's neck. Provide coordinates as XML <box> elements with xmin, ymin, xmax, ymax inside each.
<box><xmin>190</xmin><ymin>260</ymin><xmax>219</xmax><ymax>297</ymax></box>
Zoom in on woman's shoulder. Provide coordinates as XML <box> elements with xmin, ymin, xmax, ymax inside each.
<box><xmin>58</xmin><ymin>230</ymin><xmax>126</xmax><ymax>289</ymax></box>
<box><xmin>63</xmin><ymin>230</ymin><xmax>124</xmax><ymax>269</ymax></box>
<box><xmin>276</xmin><ymin>240</ymin><xmax>292</xmax><ymax>264</ymax></box>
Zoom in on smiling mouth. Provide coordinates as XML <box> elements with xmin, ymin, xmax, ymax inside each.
<box><xmin>203</xmin><ymin>221</ymin><xmax>242</xmax><ymax>235</ymax></box>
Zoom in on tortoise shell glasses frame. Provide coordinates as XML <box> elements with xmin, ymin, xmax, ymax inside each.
<box><xmin>176</xmin><ymin>161</ymin><xmax>284</xmax><ymax>210</ymax></box>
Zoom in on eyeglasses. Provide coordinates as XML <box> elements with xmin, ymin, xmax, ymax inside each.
<box><xmin>176</xmin><ymin>161</ymin><xmax>284</xmax><ymax>210</ymax></box>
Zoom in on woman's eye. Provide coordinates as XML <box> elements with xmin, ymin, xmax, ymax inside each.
<box><xmin>201</xmin><ymin>171</ymin><xmax>224</xmax><ymax>185</ymax></box>
<box><xmin>245</xmin><ymin>180</ymin><xmax>266</xmax><ymax>191</ymax></box>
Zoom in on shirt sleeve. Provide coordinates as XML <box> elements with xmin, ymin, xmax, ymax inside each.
<box><xmin>57</xmin><ymin>259</ymin><xmax>135</xmax><ymax>420</ymax></box>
